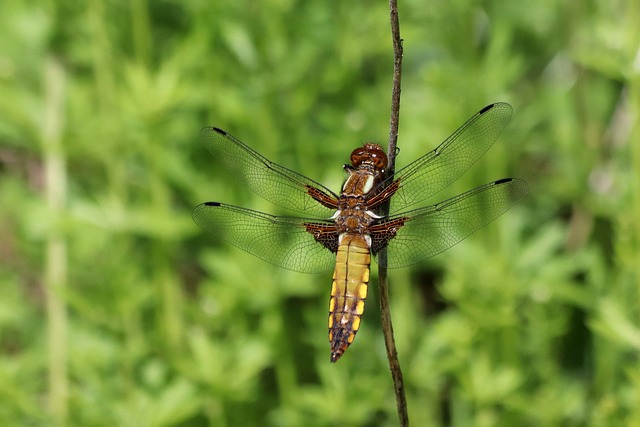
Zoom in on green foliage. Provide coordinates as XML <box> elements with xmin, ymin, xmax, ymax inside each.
<box><xmin>1</xmin><ymin>0</ymin><xmax>639</xmax><ymax>425</ymax></box>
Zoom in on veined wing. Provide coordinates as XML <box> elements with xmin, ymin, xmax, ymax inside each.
<box><xmin>371</xmin><ymin>178</ymin><xmax>529</xmax><ymax>268</ymax></box>
<box><xmin>201</xmin><ymin>127</ymin><xmax>339</xmax><ymax>218</ymax></box>
<box><xmin>386</xmin><ymin>103</ymin><xmax>513</xmax><ymax>212</ymax></box>
<box><xmin>192</xmin><ymin>202</ymin><xmax>337</xmax><ymax>273</ymax></box>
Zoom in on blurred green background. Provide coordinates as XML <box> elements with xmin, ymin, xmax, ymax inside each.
<box><xmin>1</xmin><ymin>0</ymin><xmax>639</xmax><ymax>426</ymax></box>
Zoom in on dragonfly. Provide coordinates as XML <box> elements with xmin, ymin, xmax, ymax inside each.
<box><xmin>193</xmin><ymin>102</ymin><xmax>528</xmax><ymax>363</ymax></box>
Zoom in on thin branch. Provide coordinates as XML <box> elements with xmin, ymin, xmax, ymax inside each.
<box><xmin>378</xmin><ymin>0</ymin><xmax>408</xmax><ymax>425</ymax></box>
<box><xmin>387</xmin><ymin>0</ymin><xmax>403</xmax><ymax>172</ymax></box>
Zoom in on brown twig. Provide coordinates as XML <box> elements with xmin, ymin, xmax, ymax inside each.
<box><xmin>387</xmin><ymin>0</ymin><xmax>403</xmax><ymax>172</ymax></box>
<box><xmin>377</xmin><ymin>0</ymin><xmax>408</xmax><ymax>425</ymax></box>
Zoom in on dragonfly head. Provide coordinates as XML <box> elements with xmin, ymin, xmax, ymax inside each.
<box><xmin>350</xmin><ymin>143</ymin><xmax>387</xmax><ymax>173</ymax></box>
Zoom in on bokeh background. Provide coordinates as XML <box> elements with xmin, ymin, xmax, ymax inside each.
<box><xmin>1</xmin><ymin>0</ymin><xmax>639</xmax><ymax>426</ymax></box>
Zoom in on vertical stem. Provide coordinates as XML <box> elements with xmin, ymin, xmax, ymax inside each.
<box><xmin>387</xmin><ymin>0</ymin><xmax>403</xmax><ymax>172</ymax></box>
<box><xmin>43</xmin><ymin>56</ymin><xmax>68</xmax><ymax>424</ymax></box>
<box><xmin>378</xmin><ymin>0</ymin><xmax>408</xmax><ymax>425</ymax></box>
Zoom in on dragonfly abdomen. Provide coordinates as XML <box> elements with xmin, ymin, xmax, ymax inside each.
<box><xmin>329</xmin><ymin>233</ymin><xmax>371</xmax><ymax>363</ymax></box>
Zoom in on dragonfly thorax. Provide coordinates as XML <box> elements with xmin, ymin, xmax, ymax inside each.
<box><xmin>342</xmin><ymin>163</ymin><xmax>385</xmax><ymax>196</ymax></box>
<box><xmin>334</xmin><ymin>155</ymin><xmax>386</xmax><ymax>235</ymax></box>
<box><xmin>333</xmin><ymin>207</ymin><xmax>378</xmax><ymax>234</ymax></box>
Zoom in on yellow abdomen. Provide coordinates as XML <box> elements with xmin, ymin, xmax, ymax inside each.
<box><xmin>329</xmin><ymin>233</ymin><xmax>371</xmax><ymax>362</ymax></box>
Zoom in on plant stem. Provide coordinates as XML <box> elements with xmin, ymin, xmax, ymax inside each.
<box><xmin>378</xmin><ymin>0</ymin><xmax>408</xmax><ymax>425</ymax></box>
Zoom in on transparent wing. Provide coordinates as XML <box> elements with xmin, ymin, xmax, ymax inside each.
<box><xmin>193</xmin><ymin>202</ymin><xmax>337</xmax><ymax>273</ymax></box>
<box><xmin>372</xmin><ymin>178</ymin><xmax>529</xmax><ymax>268</ymax></box>
<box><xmin>387</xmin><ymin>103</ymin><xmax>513</xmax><ymax>211</ymax></box>
<box><xmin>201</xmin><ymin>127</ymin><xmax>338</xmax><ymax>218</ymax></box>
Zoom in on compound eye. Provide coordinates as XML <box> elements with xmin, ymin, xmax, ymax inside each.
<box><xmin>368</xmin><ymin>148</ymin><xmax>388</xmax><ymax>171</ymax></box>
<box><xmin>350</xmin><ymin>147</ymin><xmax>368</xmax><ymax>167</ymax></box>
<box><xmin>350</xmin><ymin>144</ymin><xmax>388</xmax><ymax>171</ymax></box>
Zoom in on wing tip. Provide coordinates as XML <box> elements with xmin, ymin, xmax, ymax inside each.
<box><xmin>480</xmin><ymin>102</ymin><xmax>513</xmax><ymax>115</ymax></box>
<box><xmin>479</xmin><ymin>104</ymin><xmax>496</xmax><ymax>114</ymax></box>
<box><xmin>200</xmin><ymin>126</ymin><xmax>227</xmax><ymax>136</ymax></box>
<box><xmin>494</xmin><ymin>177</ymin><xmax>513</xmax><ymax>185</ymax></box>
<box><xmin>203</xmin><ymin>201</ymin><xmax>221</xmax><ymax>207</ymax></box>
<box><xmin>495</xmin><ymin>178</ymin><xmax>530</xmax><ymax>194</ymax></box>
